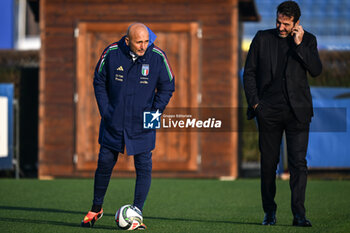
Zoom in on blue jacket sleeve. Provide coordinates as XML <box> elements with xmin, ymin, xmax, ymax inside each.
<box><xmin>93</xmin><ymin>47</ymin><xmax>110</xmax><ymax>118</ymax></box>
<box><xmin>153</xmin><ymin>52</ymin><xmax>175</xmax><ymax>112</ymax></box>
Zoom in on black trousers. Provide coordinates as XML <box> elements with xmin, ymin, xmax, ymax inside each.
<box><xmin>256</xmin><ymin>103</ymin><xmax>310</xmax><ymax>216</ymax></box>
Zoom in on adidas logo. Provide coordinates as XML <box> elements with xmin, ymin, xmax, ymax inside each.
<box><xmin>116</xmin><ymin>66</ymin><xmax>124</xmax><ymax>71</ymax></box>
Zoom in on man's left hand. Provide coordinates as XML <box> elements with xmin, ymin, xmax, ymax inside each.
<box><xmin>292</xmin><ymin>25</ymin><xmax>304</xmax><ymax>46</ymax></box>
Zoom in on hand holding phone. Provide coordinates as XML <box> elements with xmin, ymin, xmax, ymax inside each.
<box><xmin>291</xmin><ymin>22</ymin><xmax>304</xmax><ymax>45</ymax></box>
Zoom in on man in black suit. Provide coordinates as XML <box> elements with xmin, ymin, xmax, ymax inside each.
<box><xmin>243</xmin><ymin>1</ymin><xmax>322</xmax><ymax>227</ymax></box>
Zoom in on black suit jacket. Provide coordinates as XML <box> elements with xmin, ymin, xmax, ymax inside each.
<box><xmin>243</xmin><ymin>29</ymin><xmax>322</xmax><ymax>123</ymax></box>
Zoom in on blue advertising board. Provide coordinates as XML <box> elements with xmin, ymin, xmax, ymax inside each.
<box><xmin>0</xmin><ymin>84</ymin><xmax>14</xmax><ymax>169</ymax></box>
<box><xmin>0</xmin><ymin>0</ymin><xmax>14</xmax><ymax>49</ymax></box>
<box><xmin>307</xmin><ymin>87</ymin><xmax>350</xmax><ymax>168</ymax></box>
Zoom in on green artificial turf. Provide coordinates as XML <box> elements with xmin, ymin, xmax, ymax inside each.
<box><xmin>0</xmin><ymin>178</ymin><xmax>349</xmax><ymax>233</ymax></box>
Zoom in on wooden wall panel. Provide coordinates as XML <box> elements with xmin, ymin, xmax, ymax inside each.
<box><xmin>39</xmin><ymin>0</ymin><xmax>240</xmax><ymax>178</ymax></box>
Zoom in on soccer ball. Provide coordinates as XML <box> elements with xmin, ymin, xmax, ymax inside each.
<box><xmin>115</xmin><ymin>204</ymin><xmax>143</xmax><ymax>230</ymax></box>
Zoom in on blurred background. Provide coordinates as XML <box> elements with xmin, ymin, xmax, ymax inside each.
<box><xmin>243</xmin><ymin>0</ymin><xmax>350</xmax><ymax>50</ymax></box>
<box><xmin>0</xmin><ymin>0</ymin><xmax>349</xmax><ymax>179</ymax></box>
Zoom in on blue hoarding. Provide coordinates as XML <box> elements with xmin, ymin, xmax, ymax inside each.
<box><xmin>307</xmin><ymin>87</ymin><xmax>350</xmax><ymax>168</ymax></box>
<box><xmin>0</xmin><ymin>0</ymin><xmax>14</xmax><ymax>49</ymax></box>
<box><xmin>0</xmin><ymin>84</ymin><xmax>14</xmax><ymax>169</ymax></box>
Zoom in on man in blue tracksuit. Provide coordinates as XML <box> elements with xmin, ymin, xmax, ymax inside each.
<box><xmin>81</xmin><ymin>23</ymin><xmax>175</xmax><ymax>229</ymax></box>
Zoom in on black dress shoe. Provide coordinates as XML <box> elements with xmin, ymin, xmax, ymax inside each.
<box><xmin>293</xmin><ymin>215</ymin><xmax>312</xmax><ymax>227</ymax></box>
<box><xmin>262</xmin><ymin>211</ymin><xmax>276</xmax><ymax>225</ymax></box>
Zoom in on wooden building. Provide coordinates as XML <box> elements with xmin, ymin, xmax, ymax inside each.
<box><xmin>39</xmin><ymin>0</ymin><xmax>258</xmax><ymax>179</ymax></box>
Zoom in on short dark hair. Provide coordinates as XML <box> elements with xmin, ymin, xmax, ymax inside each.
<box><xmin>277</xmin><ymin>1</ymin><xmax>301</xmax><ymax>23</ymax></box>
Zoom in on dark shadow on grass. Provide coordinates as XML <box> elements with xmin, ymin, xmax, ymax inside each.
<box><xmin>0</xmin><ymin>205</ymin><xmax>118</xmax><ymax>230</ymax></box>
<box><xmin>0</xmin><ymin>217</ymin><xmax>117</xmax><ymax>230</ymax></box>
<box><xmin>146</xmin><ymin>216</ymin><xmax>292</xmax><ymax>227</ymax></box>
<box><xmin>0</xmin><ymin>205</ymin><xmax>291</xmax><ymax>227</ymax></box>
<box><xmin>145</xmin><ymin>215</ymin><xmax>262</xmax><ymax>226</ymax></box>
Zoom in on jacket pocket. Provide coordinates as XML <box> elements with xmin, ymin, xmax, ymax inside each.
<box><xmin>103</xmin><ymin>104</ymin><xmax>115</xmax><ymax>124</ymax></box>
<box><xmin>132</xmin><ymin>105</ymin><xmax>154</xmax><ymax>133</ymax></box>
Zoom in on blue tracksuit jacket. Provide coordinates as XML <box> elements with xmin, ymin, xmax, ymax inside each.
<box><xmin>93</xmin><ymin>35</ymin><xmax>175</xmax><ymax>155</ymax></box>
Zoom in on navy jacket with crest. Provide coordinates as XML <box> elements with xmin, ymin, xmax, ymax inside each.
<box><xmin>93</xmin><ymin>34</ymin><xmax>175</xmax><ymax>155</ymax></box>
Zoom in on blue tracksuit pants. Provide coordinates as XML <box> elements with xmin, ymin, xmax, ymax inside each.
<box><xmin>93</xmin><ymin>146</ymin><xmax>152</xmax><ymax>211</ymax></box>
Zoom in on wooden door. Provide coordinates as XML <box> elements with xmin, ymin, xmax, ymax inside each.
<box><xmin>75</xmin><ymin>22</ymin><xmax>200</xmax><ymax>172</ymax></box>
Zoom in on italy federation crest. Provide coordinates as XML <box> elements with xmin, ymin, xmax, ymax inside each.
<box><xmin>141</xmin><ymin>64</ymin><xmax>149</xmax><ymax>76</ymax></box>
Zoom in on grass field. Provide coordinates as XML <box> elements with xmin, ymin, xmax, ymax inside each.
<box><xmin>1</xmin><ymin>178</ymin><xmax>350</xmax><ymax>233</ymax></box>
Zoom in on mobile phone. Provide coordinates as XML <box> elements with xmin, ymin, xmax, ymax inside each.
<box><xmin>292</xmin><ymin>21</ymin><xmax>300</xmax><ymax>37</ymax></box>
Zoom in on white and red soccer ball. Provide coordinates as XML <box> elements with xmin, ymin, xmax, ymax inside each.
<box><xmin>115</xmin><ymin>204</ymin><xmax>143</xmax><ymax>230</ymax></box>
